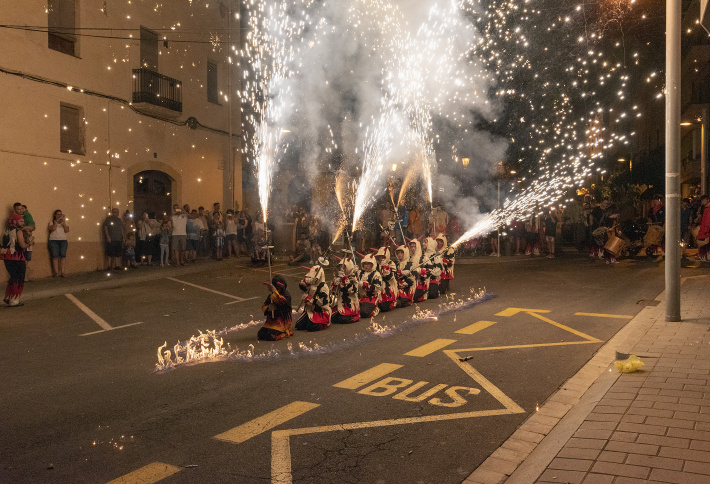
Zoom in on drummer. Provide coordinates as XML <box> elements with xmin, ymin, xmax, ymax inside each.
<box><xmin>646</xmin><ymin>195</ymin><xmax>665</xmax><ymax>258</ymax></box>
<box><xmin>589</xmin><ymin>197</ymin><xmax>619</xmax><ymax>264</ymax></box>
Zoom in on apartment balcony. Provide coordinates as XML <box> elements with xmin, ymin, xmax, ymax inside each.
<box><xmin>132</xmin><ymin>68</ymin><xmax>182</xmax><ymax>118</ymax></box>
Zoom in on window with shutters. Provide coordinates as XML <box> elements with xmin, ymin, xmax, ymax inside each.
<box><xmin>207</xmin><ymin>61</ymin><xmax>219</xmax><ymax>104</ymax></box>
<box><xmin>60</xmin><ymin>103</ymin><xmax>85</xmax><ymax>155</ymax></box>
<box><xmin>48</xmin><ymin>0</ymin><xmax>78</xmax><ymax>56</ymax></box>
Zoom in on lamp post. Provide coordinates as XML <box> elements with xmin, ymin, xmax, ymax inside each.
<box><xmin>665</xmin><ymin>0</ymin><xmax>681</xmax><ymax>322</ymax></box>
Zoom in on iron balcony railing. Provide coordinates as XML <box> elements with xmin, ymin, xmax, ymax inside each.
<box><xmin>132</xmin><ymin>68</ymin><xmax>182</xmax><ymax>113</ymax></box>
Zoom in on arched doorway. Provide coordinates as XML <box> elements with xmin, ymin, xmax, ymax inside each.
<box><xmin>133</xmin><ymin>170</ymin><xmax>173</xmax><ymax>218</ymax></box>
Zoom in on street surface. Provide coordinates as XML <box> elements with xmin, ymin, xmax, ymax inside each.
<box><xmin>0</xmin><ymin>255</ymin><xmax>666</xmax><ymax>483</ymax></box>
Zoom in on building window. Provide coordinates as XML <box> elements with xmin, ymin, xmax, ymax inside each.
<box><xmin>48</xmin><ymin>0</ymin><xmax>77</xmax><ymax>56</ymax></box>
<box><xmin>60</xmin><ymin>103</ymin><xmax>85</xmax><ymax>155</ymax></box>
<box><xmin>140</xmin><ymin>27</ymin><xmax>159</xmax><ymax>71</ymax></box>
<box><xmin>207</xmin><ymin>61</ymin><xmax>219</xmax><ymax>104</ymax></box>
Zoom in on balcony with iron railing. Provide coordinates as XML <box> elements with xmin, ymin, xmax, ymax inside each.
<box><xmin>132</xmin><ymin>68</ymin><xmax>182</xmax><ymax>116</ymax></box>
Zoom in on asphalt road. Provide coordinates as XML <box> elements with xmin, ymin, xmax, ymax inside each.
<box><xmin>0</xmin><ymin>255</ymin><xmax>667</xmax><ymax>483</ymax></box>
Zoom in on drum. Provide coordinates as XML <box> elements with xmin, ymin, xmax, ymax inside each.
<box><xmin>644</xmin><ymin>224</ymin><xmax>665</xmax><ymax>247</ymax></box>
<box><xmin>592</xmin><ymin>227</ymin><xmax>608</xmax><ymax>246</ymax></box>
<box><xmin>604</xmin><ymin>234</ymin><xmax>626</xmax><ymax>257</ymax></box>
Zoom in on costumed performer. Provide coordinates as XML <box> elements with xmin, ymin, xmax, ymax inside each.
<box><xmin>358</xmin><ymin>253</ymin><xmax>382</xmax><ymax>318</ymax></box>
<box><xmin>295</xmin><ymin>263</ymin><xmax>332</xmax><ymax>332</ymax></box>
<box><xmin>394</xmin><ymin>245</ymin><xmax>415</xmax><ymax>307</ymax></box>
<box><xmin>256</xmin><ymin>275</ymin><xmax>293</xmax><ymax>341</ymax></box>
<box><xmin>436</xmin><ymin>233</ymin><xmax>455</xmax><ymax>295</ymax></box>
<box><xmin>330</xmin><ymin>255</ymin><xmax>360</xmax><ymax>324</ymax></box>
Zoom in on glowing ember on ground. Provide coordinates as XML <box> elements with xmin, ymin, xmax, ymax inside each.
<box><xmin>155</xmin><ymin>289</ymin><xmax>493</xmax><ymax>372</ymax></box>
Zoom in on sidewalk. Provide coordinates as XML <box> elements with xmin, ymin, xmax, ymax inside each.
<box><xmin>466</xmin><ymin>274</ymin><xmax>710</xmax><ymax>484</ymax></box>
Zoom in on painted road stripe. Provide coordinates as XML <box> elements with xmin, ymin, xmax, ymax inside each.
<box><xmin>575</xmin><ymin>312</ymin><xmax>633</xmax><ymax>319</ymax></box>
<box><xmin>105</xmin><ymin>462</ymin><xmax>181</xmax><ymax>484</ymax></box>
<box><xmin>405</xmin><ymin>339</ymin><xmax>457</xmax><ymax>357</ymax></box>
<box><xmin>66</xmin><ymin>293</ymin><xmax>113</xmax><ymax>331</ymax></box>
<box><xmin>79</xmin><ymin>322</ymin><xmax>144</xmax><ymax>337</ymax></box>
<box><xmin>332</xmin><ymin>363</ymin><xmax>403</xmax><ymax>390</ymax></box>
<box><xmin>456</xmin><ymin>320</ymin><xmax>497</xmax><ymax>335</ymax></box>
<box><xmin>214</xmin><ymin>401</ymin><xmax>319</xmax><ymax>444</ymax></box>
<box><xmin>167</xmin><ymin>277</ymin><xmax>245</xmax><ymax>300</ymax></box>
<box><xmin>224</xmin><ymin>297</ymin><xmax>259</xmax><ymax>305</ymax></box>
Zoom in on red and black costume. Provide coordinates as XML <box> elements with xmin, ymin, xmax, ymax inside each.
<box><xmin>257</xmin><ymin>275</ymin><xmax>293</xmax><ymax>341</ymax></box>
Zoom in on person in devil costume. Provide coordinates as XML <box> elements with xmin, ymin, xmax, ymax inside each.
<box><xmin>357</xmin><ymin>253</ymin><xmax>382</xmax><ymax>318</ymax></box>
<box><xmin>394</xmin><ymin>245</ymin><xmax>415</xmax><ymax>307</ymax></box>
<box><xmin>375</xmin><ymin>246</ymin><xmax>397</xmax><ymax>313</ymax></box>
<box><xmin>295</xmin><ymin>263</ymin><xmax>332</xmax><ymax>332</ymax></box>
<box><xmin>435</xmin><ymin>233</ymin><xmax>455</xmax><ymax>295</ymax></box>
<box><xmin>256</xmin><ymin>275</ymin><xmax>293</xmax><ymax>341</ymax></box>
<box><xmin>330</xmin><ymin>255</ymin><xmax>360</xmax><ymax>324</ymax></box>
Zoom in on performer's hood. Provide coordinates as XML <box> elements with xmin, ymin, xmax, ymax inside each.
<box><xmin>360</xmin><ymin>253</ymin><xmax>377</xmax><ymax>270</ymax></box>
<box><xmin>337</xmin><ymin>258</ymin><xmax>355</xmax><ymax>276</ymax></box>
<box><xmin>422</xmin><ymin>237</ymin><xmax>436</xmax><ymax>257</ymax></box>
<box><xmin>395</xmin><ymin>245</ymin><xmax>409</xmax><ymax>264</ymax></box>
<box><xmin>304</xmin><ymin>265</ymin><xmax>325</xmax><ymax>285</ymax></box>
<box><xmin>407</xmin><ymin>239</ymin><xmax>422</xmax><ymax>261</ymax></box>
<box><xmin>435</xmin><ymin>233</ymin><xmax>448</xmax><ymax>251</ymax></box>
<box><xmin>272</xmin><ymin>275</ymin><xmax>288</xmax><ymax>290</ymax></box>
<box><xmin>375</xmin><ymin>246</ymin><xmax>390</xmax><ymax>264</ymax></box>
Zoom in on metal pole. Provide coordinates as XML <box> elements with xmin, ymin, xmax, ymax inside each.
<box><xmin>665</xmin><ymin>0</ymin><xmax>682</xmax><ymax>322</ymax></box>
<box><xmin>497</xmin><ymin>179</ymin><xmax>501</xmax><ymax>256</ymax></box>
<box><xmin>702</xmin><ymin>106</ymin><xmax>708</xmax><ymax>196</ymax></box>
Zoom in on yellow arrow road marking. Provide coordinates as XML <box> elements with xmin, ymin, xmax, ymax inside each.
<box><xmin>575</xmin><ymin>312</ymin><xmax>633</xmax><ymax>319</ymax></box>
<box><xmin>405</xmin><ymin>339</ymin><xmax>457</xmax><ymax>357</ymax></box>
<box><xmin>456</xmin><ymin>320</ymin><xmax>497</xmax><ymax>334</ymax></box>
<box><xmin>105</xmin><ymin>462</ymin><xmax>181</xmax><ymax>484</ymax></box>
<box><xmin>215</xmin><ymin>401</ymin><xmax>319</xmax><ymax>444</ymax></box>
<box><xmin>447</xmin><ymin>340</ymin><xmax>599</xmax><ymax>353</ymax></box>
<box><xmin>333</xmin><ymin>363</ymin><xmax>402</xmax><ymax>390</ymax></box>
<box><xmin>495</xmin><ymin>307</ymin><xmax>551</xmax><ymax>317</ymax></box>
<box><xmin>496</xmin><ymin>307</ymin><xmax>601</xmax><ymax>343</ymax></box>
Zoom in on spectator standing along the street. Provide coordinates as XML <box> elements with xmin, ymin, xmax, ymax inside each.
<box><xmin>48</xmin><ymin>209</ymin><xmax>69</xmax><ymax>277</ymax></box>
<box><xmin>225</xmin><ymin>211</ymin><xmax>239</xmax><ymax>258</ymax></box>
<box><xmin>171</xmin><ymin>205</ymin><xmax>188</xmax><ymax>265</ymax></box>
<box><xmin>213</xmin><ymin>217</ymin><xmax>225</xmax><ymax>261</ymax></box>
<box><xmin>3</xmin><ymin>214</ymin><xmax>28</xmax><ymax>306</ymax></box>
<box><xmin>103</xmin><ymin>208</ymin><xmax>123</xmax><ymax>271</ymax></box>
<box><xmin>186</xmin><ymin>210</ymin><xmax>201</xmax><ymax>263</ymax></box>
<box><xmin>20</xmin><ymin>204</ymin><xmax>35</xmax><ymax>279</ymax></box>
<box><xmin>159</xmin><ymin>219</ymin><xmax>171</xmax><ymax>266</ymax></box>
<box><xmin>544</xmin><ymin>208</ymin><xmax>558</xmax><ymax>258</ymax></box>
<box><xmin>408</xmin><ymin>206</ymin><xmax>422</xmax><ymax>239</ymax></box>
<box><xmin>696</xmin><ymin>195</ymin><xmax>710</xmax><ymax>261</ymax></box>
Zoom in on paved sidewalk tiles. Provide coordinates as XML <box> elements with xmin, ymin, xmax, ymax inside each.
<box><xmin>465</xmin><ymin>275</ymin><xmax>710</xmax><ymax>484</ymax></box>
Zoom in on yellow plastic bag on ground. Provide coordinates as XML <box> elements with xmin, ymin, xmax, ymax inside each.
<box><xmin>614</xmin><ymin>355</ymin><xmax>644</xmax><ymax>373</ymax></box>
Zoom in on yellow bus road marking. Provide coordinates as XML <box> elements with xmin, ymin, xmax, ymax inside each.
<box><xmin>214</xmin><ymin>401</ymin><xmax>319</xmax><ymax>444</ymax></box>
<box><xmin>167</xmin><ymin>277</ymin><xmax>246</xmax><ymax>300</ymax></box>
<box><xmin>455</xmin><ymin>320</ymin><xmax>497</xmax><ymax>335</ymax></box>
<box><xmin>105</xmin><ymin>462</ymin><xmax>181</xmax><ymax>484</ymax></box>
<box><xmin>333</xmin><ymin>363</ymin><xmax>403</xmax><ymax>390</ymax></box>
<box><xmin>405</xmin><ymin>339</ymin><xmax>457</xmax><ymax>357</ymax></box>
<box><xmin>272</xmin><ymin>356</ymin><xmax>524</xmax><ymax>484</ymax></box>
<box><xmin>574</xmin><ymin>312</ymin><xmax>633</xmax><ymax>319</ymax></box>
<box><xmin>496</xmin><ymin>307</ymin><xmax>601</xmax><ymax>343</ymax></box>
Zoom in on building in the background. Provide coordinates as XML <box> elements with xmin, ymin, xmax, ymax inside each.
<box><xmin>680</xmin><ymin>0</ymin><xmax>710</xmax><ymax>198</ymax></box>
<box><xmin>0</xmin><ymin>0</ymin><xmax>243</xmax><ymax>279</ymax></box>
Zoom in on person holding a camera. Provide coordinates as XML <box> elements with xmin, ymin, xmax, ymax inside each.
<box><xmin>48</xmin><ymin>209</ymin><xmax>69</xmax><ymax>277</ymax></box>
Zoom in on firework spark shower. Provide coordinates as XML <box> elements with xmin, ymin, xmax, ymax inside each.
<box><xmin>239</xmin><ymin>0</ymin><xmax>640</xmax><ymax>244</ymax></box>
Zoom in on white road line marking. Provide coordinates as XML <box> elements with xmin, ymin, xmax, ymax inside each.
<box><xmin>79</xmin><ymin>322</ymin><xmax>144</xmax><ymax>337</ymax></box>
<box><xmin>66</xmin><ymin>293</ymin><xmax>113</xmax><ymax>331</ymax></box>
<box><xmin>224</xmin><ymin>297</ymin><xmax>259</xmax><ymax>305</ymax></box>
<box><xmin>167</xmin><ymin>277</ymin><xmax>245</xmax><ymax>300</ymax></box>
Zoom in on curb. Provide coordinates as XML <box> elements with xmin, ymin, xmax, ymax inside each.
<box><xmin>463</xmin><ymin>291</ymin><xmax>666</xmax><ymax>484</ymax></box>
